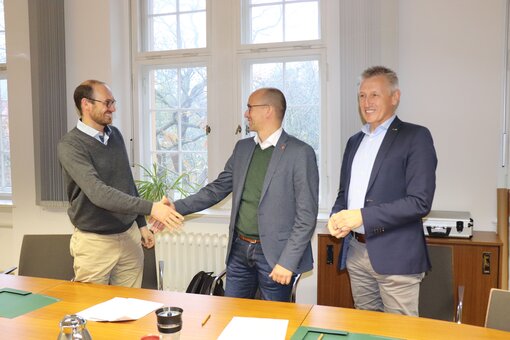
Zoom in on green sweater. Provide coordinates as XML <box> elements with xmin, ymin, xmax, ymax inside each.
<box><xmin>236</xmin><ymin>145</ymin><xmax>274</xmax><ymax>239</ymax></box>
<box><xmin>57</xmin><ymin>126</ymin><xmax>152</xmax><ymax>234</ymax></box>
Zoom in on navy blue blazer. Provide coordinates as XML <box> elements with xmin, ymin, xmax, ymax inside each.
<box><xmin>330</xmin><ymin>117</ymin><xmax>437</xmax><ymax>275</ymax></box>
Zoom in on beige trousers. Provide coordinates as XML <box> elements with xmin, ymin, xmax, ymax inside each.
<box><xmin>346</xmin><ymin>237</ymin><xmax>424</xmax><ymax>316</ymax></box>
<box><xmin>70</xmin><ymin>224</ymin><xmax>143</xmax><ymax>288</ymax></box>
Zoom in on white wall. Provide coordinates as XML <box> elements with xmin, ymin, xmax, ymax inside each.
<box><xmin>1</xmin><ymin>0</ymin><xmax>508</xmax><ymax>301</ymax></box>
<box><xmin>398</xmin><ymin>0</ymin><xmax>506</xmax><ymax>230</ymax></box>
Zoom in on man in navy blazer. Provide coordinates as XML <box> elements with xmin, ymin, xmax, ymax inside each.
<box><xmin>328</xmin><ymin>66</ymin><xmax>437</xmax><ymax>316</ymax></box>
<box><xmin>172</xmin><ymin>88</ymin><xmax>319</xmax><ymax>301</ymax></box>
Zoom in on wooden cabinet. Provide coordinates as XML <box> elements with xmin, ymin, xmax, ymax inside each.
<box><xmin>317</xmin><ymin>230</ymin><xmax>502</xmax><ymax>326</ymax></box>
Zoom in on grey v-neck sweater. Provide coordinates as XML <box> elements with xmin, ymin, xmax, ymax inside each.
<box><xmin>57</xmin><ymin>126</ymin><xmax>152</xmax><ymax>234</ymax></box>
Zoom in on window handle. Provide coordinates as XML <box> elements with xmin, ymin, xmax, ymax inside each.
<box><xmin>205</xmin><ymin>125</ymin><xmax>211</xmax><ymax>135</ymax></box>
<box><xmin>235</xmin><ymin>125</ymin><xmax>242</xmax><ymax>135</ymax></box>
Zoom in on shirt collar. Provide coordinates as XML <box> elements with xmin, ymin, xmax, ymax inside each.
<box><xmin>361</xmin><ymin>114</ymin><xmax>396</xmax><ymax>136</ymax></box>
<box><xmin>254</xmin><ymin>127</ymin><xmax>283</xmax><ymax>150</ymax></box>
<box><xmin>77</xmin><ymin>120</ymin><xmax>111</xmax><ymax>144</ymax></box>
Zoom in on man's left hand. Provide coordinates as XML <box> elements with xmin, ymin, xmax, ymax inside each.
<box><xmin>330</xmin><ymin>209</ymin><xmax>363</xmax><ymax>235</ymax></box>
<box><xmin>140</xmin><ymin>226</ymin><xmax>155</xmax><ymax>248</ymax></box>
<box><xmin>269</xmin><ymin>264</ymin><xmax>293</xmax><ymax>285</ymax></box>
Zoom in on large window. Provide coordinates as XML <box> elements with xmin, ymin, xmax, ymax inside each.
<box><xmin>134</xmin><ymin>0</ymin><xmax>327</xmax><ymax>206</ymax></box>
<box><xmin>0</xmin><ymin>0</ymin><xmax>11</xmax><ymax>198</ymax></box>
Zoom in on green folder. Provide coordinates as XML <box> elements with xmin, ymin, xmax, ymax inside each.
<box><xmin>0</xmin><ymin>287</ymin><xmax>60</xmax><ymax>319</ymax></box>
<box><xmin>291</xmin><ymin>326</ymin><xmax>402</xmax><ymax>340</ymax></box>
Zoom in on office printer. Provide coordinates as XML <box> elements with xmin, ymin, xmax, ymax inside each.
<box><xmin>422</xmin><ymin>210</ymin><xmax>473</xmax><ymax>238</ymax></box>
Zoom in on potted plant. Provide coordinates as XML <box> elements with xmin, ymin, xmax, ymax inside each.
<box><xmin>135</xmin><ymin>163</ymin><xmax>196</xmax><ymax>202</ymax></box>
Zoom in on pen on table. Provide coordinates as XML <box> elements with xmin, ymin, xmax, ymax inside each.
<box><xmin>317</xmin><ymin>334</ymin><xmax>324</xmax><ymax>340</ymax></box>
<box><xmin>201</xmin><ymin>313</ymin><xmax>211</xmax><ymax>327</ymax></box>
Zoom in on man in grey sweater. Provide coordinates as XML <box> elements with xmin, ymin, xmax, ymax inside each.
<box><xmin>58</xmin><ymin>80</ymin><xmax>183</xmax><ymax>288</ymax></box>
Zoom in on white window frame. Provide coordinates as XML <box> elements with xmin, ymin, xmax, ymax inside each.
<box><xmin>131</xmin><ymin>0</ymin><xmax>340</xmax><ymax>212</ymax></box>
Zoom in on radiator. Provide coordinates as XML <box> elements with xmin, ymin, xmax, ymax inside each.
<box><xmin>155</xmin><ymin>231</ymin><xmax>229</xmax><ymax>291</ymax></box>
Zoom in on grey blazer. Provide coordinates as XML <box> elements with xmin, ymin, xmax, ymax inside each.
<box><xmin>174</xmin><ymin>130</ymin><xmax>319</xmax><ymax>273</ymax></box>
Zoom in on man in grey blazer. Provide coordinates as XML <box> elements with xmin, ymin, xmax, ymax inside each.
<box><xmin>172</xmin><ymin>88</ymin><xmax>319</xmax><ymax>301</ymax></box>
<box><xmin>328</xmin><ymin>66</ymin><xmax>437</xmax><ymax>316</ymax></box>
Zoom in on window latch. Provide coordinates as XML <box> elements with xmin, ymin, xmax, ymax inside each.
<box><xmin>205</xmin><ymin>125</ymin><xmax>211</xmax><ymax>135</ymax></box>
<box><xmin>235</xmin><ymin>125</ymin><xmax>242</xmax><ymax>135</ymax></box>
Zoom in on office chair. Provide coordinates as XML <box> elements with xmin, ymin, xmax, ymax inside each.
<box><xmin>18</xmin><ymin>234</ymin><xmax>75</xmax><ymax>280</ymax></box>
<box><xmin>419</xmin><ymin>244</ymin><xmax>464</xmax><ymax>323</ymax></box>
<box><xmin>485</xmin><ymin>288</ymin><xmax>510</xmax><ymax>332</ymax></box>
<box><xmin>141</xmin><ymin>246</ymin><xmax>164</xmax><ymax>290</ymax></box>
<box><xmin>211</xmin><ymin>269</ymin><xmax>302</xmax><ymax>303</ymax></box>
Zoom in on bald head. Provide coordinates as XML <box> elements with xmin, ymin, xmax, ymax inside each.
<box><xmin>253</xmin><ymin>87</ymin><xmax>287</xmax><ymax>121</ymax></box>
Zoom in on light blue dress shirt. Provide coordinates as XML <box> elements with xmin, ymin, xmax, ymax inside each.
<box><xmin>77</xmin><ymin>120</ymin><xmax>111</xmax><ymax>145</ymax></box>
<box><xmin>348</xmin><ymin>115</ymin><xmax>396</xmax><ymax>234</ymax></box>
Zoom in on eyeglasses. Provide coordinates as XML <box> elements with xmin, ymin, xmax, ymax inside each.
<box><xmin>246</xmin><ymin>104</ymin><xmax>269</xmax><ymax>112</ymax></box>
<box><xmin>86</xmin><ymin>97</ymin><xmax>117</xmax><ymax>109</ymax></box>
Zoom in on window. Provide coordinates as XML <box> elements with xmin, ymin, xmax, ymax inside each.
<box><xmin>134</xmin><ymin>0</ymin><xmax>330</xmax><ymax>206</ymax></box>
<box><xmin>243</xmin><ymin>58</ymin><xmax>321</xmax><ymax>161</ymax></box>
<box><xmin>0</xmin><ymin>0</ymin><xmax>11</xmax><ymax>199</ymax></box>
<box><xmin>243</xmin><ymin>0</ymin><xmax>320</xmax><ymax>44</ymax></box>
<box><xmin>140</xmin><ymin>0</ymin><xmax>207</xmax><ymax>52</ymax></box>
<box><xmin>239</xmin><ymin>0</ymin><xmax>324</xmax><ymax>202</ymax></box>
<box><xmin>141</xmin><ymin>65</ymin><xmax>208</xmax><ymax>192</ymax></box>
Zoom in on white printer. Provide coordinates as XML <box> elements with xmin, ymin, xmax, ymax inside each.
<box><xmin>422</xmin><ymin>210</ymin><xmax>473</xmax><ymax>239</ymax></box>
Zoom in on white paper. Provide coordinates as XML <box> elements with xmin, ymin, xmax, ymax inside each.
<box><xmin>77</xmin><ymin>297</ymin><xmax>164</xmax><ymax>322</ymax></box>
<box><xmin>218</xmin><ymin>316</ymin><xmax>288</xmax><ymax>340</ymax></box>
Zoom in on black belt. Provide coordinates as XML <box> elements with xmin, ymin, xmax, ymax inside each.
<box><xmin>352</xmin><ymin>232</ymin><xmax>366</xmax><ymax>243</ymax></box>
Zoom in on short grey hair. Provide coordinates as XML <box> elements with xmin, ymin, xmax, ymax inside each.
<box><xmin>361</xmin><ymin>66</ymin><xmax>399</xmax><ymax>91</ymax></box>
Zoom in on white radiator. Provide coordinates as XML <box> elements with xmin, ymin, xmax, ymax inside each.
<box><xmin>155</xmin><ymin>231</ymin><xmax>228</xmax><ymax>291</ymax></box>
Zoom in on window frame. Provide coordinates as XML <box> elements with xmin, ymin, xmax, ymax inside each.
<box><xmin>132</xmin><ymin>0</ymin><xmax>339</xmax><ymax>212</ymax></box>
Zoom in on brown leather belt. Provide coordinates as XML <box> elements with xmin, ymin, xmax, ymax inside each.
<box><xmin>238</xmin><ymin>234</ymin><xmax>261</xmax><ymax>244</ymax></box>
<box><xmin>352</xmin><ymin>232</ymin><xmax>366</xmax><ymax>243</ymax></box>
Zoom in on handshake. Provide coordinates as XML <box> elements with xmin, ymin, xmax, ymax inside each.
<box><xmin>149</xmin><ymin>196</ymin><xmax>184</xmax><ymax>233</ymax></box>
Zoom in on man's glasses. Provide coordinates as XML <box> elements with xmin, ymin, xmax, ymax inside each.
<box><xmin>86</xmin><ymin>97</ymin><xmax>116</xmax><ymax>109</ymax></box>
<box><xmin>246</xmin><ymin>104</ymin><xmax>269</xmax><ymax>112</ymax></box>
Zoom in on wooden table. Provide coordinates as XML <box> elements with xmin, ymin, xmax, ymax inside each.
<box><xmin>302</xmin><ymin>304</ymin><xmax>510</xmax><ymax>340</ymax></box>
<box><xmin>0</xmin><ymin>273</ymin><xmax>63</xmax><ymax>293</ymax></box>
<box><xmin>1</xmin><ymin>275</ymin><xmax>509</xmax><ymax>339</ymax></box>
<box><xmin>0</xmin><ymin>276</ymin><xmax>312</xmax><ymax>339</ymax></box>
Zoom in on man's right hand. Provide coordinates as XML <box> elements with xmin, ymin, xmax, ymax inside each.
<box><xmin>150</xmin><ymin>196</ymin><xmax>184</xmax><ymax>232</ymax></box>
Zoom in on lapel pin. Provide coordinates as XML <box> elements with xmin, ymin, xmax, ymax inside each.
<box><xmin>281</xmin><ymin>144</ymin><xmax>286</xmax><ymax>150</ymax></box>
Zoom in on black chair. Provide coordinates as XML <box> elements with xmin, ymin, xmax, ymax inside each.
<box><xmin>485</xmin><ymin>288</ymin><xmax>510</xmax><ymax>332</ymax></box>
<box><xmin>17</xmin><ymin>234</ymin><xmax>75</xmax><ymax>280</ymax></box>
<box><xmin>419</xmin><ymin>244</ymin><xmax>464</xmax><ymax>322</ymax></box>
<box><xmin>141</xmin><ymin>246</ymin><xmax>164</xmax><ymax>290</ymax></box>
<box><xmin>211</xmin><ymin>269</ymin><xmax>302</xmax><ymax>302</ymax></box>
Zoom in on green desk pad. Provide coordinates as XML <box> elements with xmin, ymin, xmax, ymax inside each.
<box><xmin>0</xmin><ymin>287</ymin><xmax>60</xmax><ymax>319</ymax></box>
<box><xmin>291</xmin><ymin>326</ymin><xmax>402</xmax><ymax>340</ymax></box>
